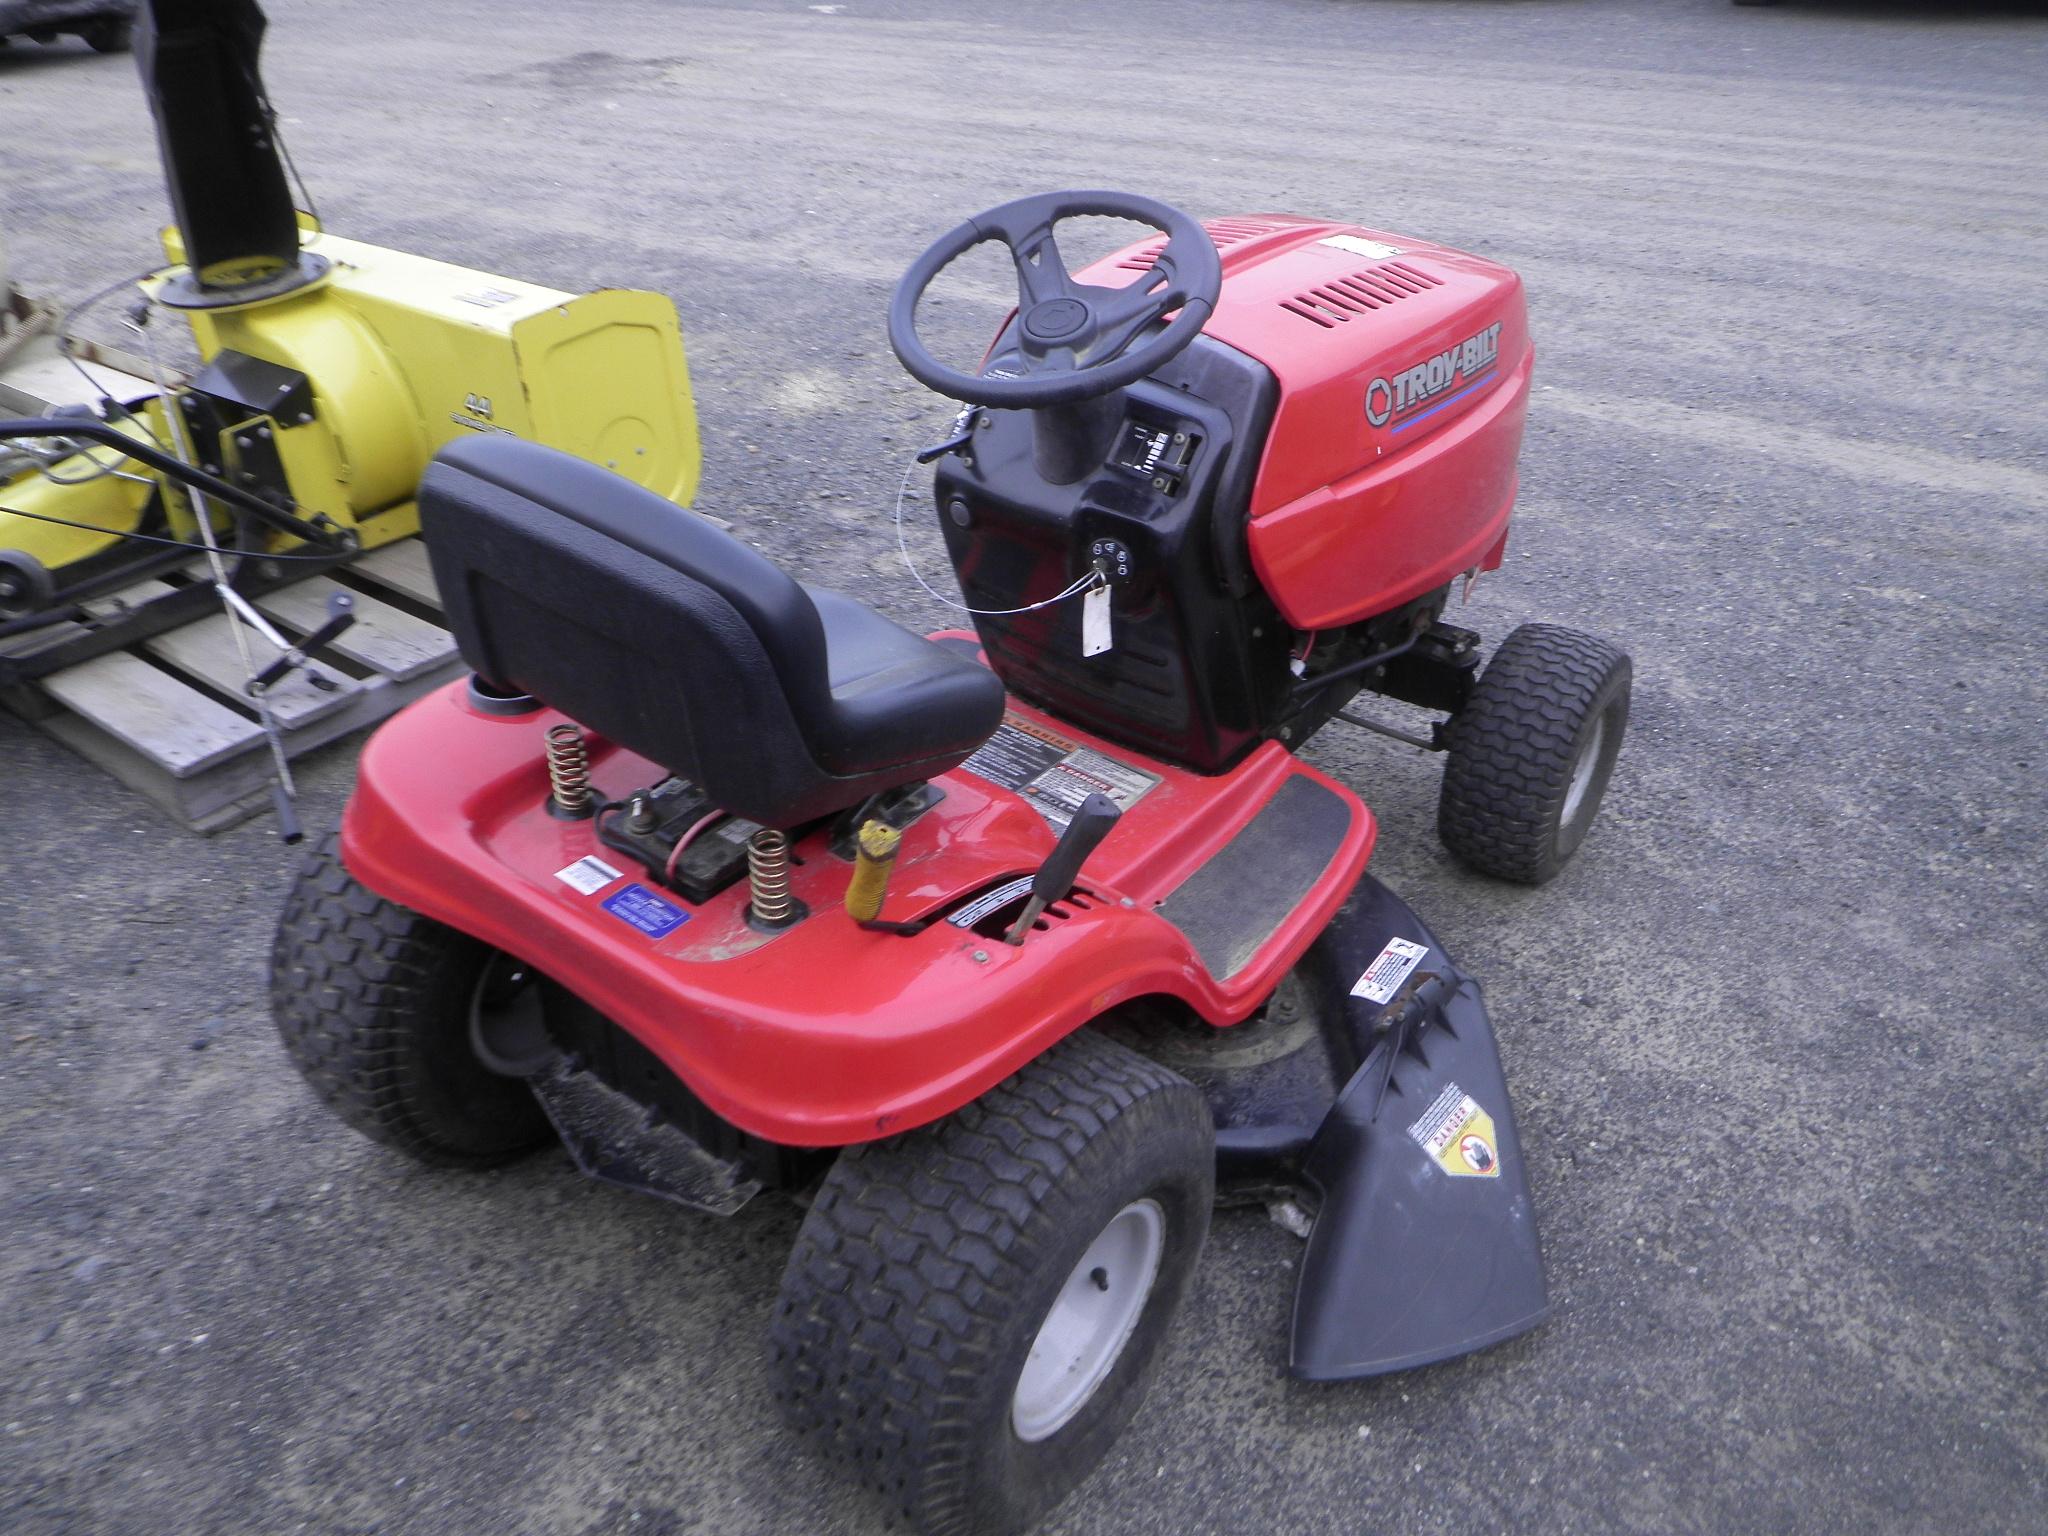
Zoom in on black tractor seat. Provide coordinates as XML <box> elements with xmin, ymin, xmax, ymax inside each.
<box><xmin>419</xmin><ymin>436</ymin><xmax>1007</xmax><ymax>828</ymax></box>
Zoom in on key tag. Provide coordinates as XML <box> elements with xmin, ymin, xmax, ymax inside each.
<box><xmin>1081</xmin><ymin>580</ymin><xmax>1113</xmax><ymax>657</ymax></box>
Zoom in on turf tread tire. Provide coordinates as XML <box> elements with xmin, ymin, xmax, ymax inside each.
<box><xmin>270</xmin><ymin>832</ymin><xmax>551</xmax><ymax>1167</ymax></box>
<box><xmin>1438</xmin><ymin>622</ymin><xmax>1630</xmax><ymax>885</ymax></box>
<box><xmin>767</xmin><ymin>1029</ymin><xmax>1213</xmax><ymax>1536</ymax></box>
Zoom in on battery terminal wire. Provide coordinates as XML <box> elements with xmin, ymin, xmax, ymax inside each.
<box><xmin>1291</xmin><ymin>631</ymin><xmax>1317</xmax><ymax>676</ymax></box>
<box><xmin>664</xmin><ymin>811</ymin><xmax>725</xmax><ymax>885</ymax></box>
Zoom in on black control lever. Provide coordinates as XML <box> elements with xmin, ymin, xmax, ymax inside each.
<box><xmin>915</xmin><ymin>408</ymin><xmax>977</xmax><ymax>464</ymax></box>
<box><xmin>251</xmin><ymin>590</ymin><xmax>355</xmax><ymax>693</ymax></box>
<box><xmin>1005</xmin><ymin>792</ymin><xmax>1121</xmax><ymax>945</ymax></box>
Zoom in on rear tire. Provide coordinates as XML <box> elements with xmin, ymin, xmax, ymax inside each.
<box><xmin>768</xmin><ymin>1029</ymin><xmax>1213</xmax><ymax>1536</ymax></box>
<box><xmin>1438</xmin><ymin>623</ymin><xmax>1630</xmax><ymax>885</ymax></box>
<box><xmin>269</xmin><ymin>832</ymin><xmax>552</xmax><ymax>1166</ymax></box>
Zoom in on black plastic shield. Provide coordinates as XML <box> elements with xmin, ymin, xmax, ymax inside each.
<box><xmin>1287</xmin><ymin>878</ymin><xmax>1548</xmax><ymax>1380</ymax></box>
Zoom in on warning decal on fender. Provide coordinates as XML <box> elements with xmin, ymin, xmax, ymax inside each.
<box><xmin>1407</xmin><ymin>1083</ymin><xmax>1501</xmax><ymax>1178</ymax></box>
<box><xmin>1350</xmin><ymin>936</ymin><xmax>1429</xmax><ymax>1003</ymax></box>
<box><xmin>959</xmin><ymin>715</ymin><xmax>1161</xmax><ymax>830</ymax></box>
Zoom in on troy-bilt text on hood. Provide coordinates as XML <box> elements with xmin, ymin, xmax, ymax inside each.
<box><xmin>1364</xmin><ymin>322</ymin><xmax>1502</xmax><ymax>432</ymax></box>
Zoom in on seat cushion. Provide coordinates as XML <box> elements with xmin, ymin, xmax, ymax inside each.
<box><xmin>805</xmin><ymin>587</ymin><xmax>1006</xmax><ymax>775</ymax></box>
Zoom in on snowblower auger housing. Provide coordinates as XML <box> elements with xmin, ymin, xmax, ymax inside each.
<box><xmin>0</xmin><ymin>0</ymin><xmax>699</xmax><ymax>692</ymax></box>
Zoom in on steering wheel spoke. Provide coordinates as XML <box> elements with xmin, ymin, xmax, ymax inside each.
<box><xmin>1081</xmin><ymin>271</ymin><xmax>1182</xmax><ymax>364</ymax></box>
<box><xmin>1006</xmin><ymin>222</ymin><xmax>1079</xmax><ymax>312</ymax></box>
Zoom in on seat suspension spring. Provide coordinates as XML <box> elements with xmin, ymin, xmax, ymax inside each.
<box><xmin>747</xmin><ymin>828</ymin><xmax>795</xmax><ymax>925</ymax></box>
<box><xmin>545</xmin><ymin>722</ymin><xmax>592</xmax><ymax>817</ymax></box>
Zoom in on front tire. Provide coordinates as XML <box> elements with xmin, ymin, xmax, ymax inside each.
<box><xmin>269</xmin><ymin>832</ymin><xmax>553</xmax><ymax>1166</ymax></box>
<box><xmin>1438</xmin><ymin>623</ymin><xmax>1631</xmax><ymax>885</ymax></box>
<box><xmin>768</xmin><ymin>1029</ymin><xmax>1214</xmax><ymax>1536</ymax></box>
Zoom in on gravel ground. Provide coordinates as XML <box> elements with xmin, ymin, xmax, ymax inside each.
<box><xmin>2</xmin><ymin>1</ymin><xmax>2044</xmax><ymax>1533</ymax></box>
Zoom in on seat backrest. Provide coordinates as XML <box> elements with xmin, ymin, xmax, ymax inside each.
<box><xmin>419</xmin><ymin>436</ymin><xmax>836</xmax><ymax>824</ymax></box>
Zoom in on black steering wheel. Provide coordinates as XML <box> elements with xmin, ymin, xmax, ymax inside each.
<box><xmin>888</xmin><ymin>190</ymin><xmax>1224</xmax><ymax>409</ymax></box>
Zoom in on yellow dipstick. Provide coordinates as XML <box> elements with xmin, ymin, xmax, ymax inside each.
<box><xmin>844</xmin><ymin>820</ymin><xmax>903</xmax><ymax>923</ymax></box>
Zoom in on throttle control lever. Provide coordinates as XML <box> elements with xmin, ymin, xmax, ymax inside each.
<box><xmin>1005</xmin><ymin>792</ymin><xmax>1121</xmax><ymax>945</ymax></box>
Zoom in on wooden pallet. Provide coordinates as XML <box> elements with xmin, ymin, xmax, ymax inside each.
<box><xmin>5</xmin><ymin>540</ymin><xmax>466</xmax><ymax>833</ymax></box>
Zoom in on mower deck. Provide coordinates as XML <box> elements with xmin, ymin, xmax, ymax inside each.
<box><xmin>341</xmin><ymin>644</ymin><xmax>1375</xmax><ymax>1149</ymax></box>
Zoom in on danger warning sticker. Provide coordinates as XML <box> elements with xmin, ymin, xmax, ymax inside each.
<box><xmin>1350</xmin><ymin>936</ymin><xmax>1429</xmax><ymax>1003</ymax></box>
<box><xmin>960</xmin><ymin>716</ymin><xmax>1161</xmax><ymax>831</ymax></box>
<box><xmin>961</xmin><ymin>715</ymin><xmax>1070</xmax><ymax>790</ymax></box>
<box><xmin>1407</xmin><ymin>1082</ymin><xmax>1501</xmax><ymax>1179</ymax></box>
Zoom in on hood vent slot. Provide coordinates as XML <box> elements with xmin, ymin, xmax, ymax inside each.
<box><xmin>1117</xmin><ymin>217</ymin><xmax>1298</xmax><ymax>272</ymax></box>
<box><xmin>1205</xmin><ymin>217</ymin><xmax>1295</xmax><ymax>247</ymax></box>
<box><xmin>1279</xmin><ymin>261</ymin><xmax>1444</xmax><ymax>328</ymax></box>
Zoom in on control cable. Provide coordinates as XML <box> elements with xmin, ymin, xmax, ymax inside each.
<box><xmin>892</xmin><ymin>449</ymin><xmax>1104</xmax><ymax>617</ymax></box>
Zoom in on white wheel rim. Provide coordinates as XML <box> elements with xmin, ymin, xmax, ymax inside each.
<box><xmin>1562</xmin><ymin>713</ymin><xmax>1606</xmax><ymax>827</ymax></box>
<box><xmin>1011</xmin><ymin>1198</ymin><xmax>1166</xmax><ymax>1443</ymax></box>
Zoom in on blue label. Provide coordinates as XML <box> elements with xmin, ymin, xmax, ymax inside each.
<box><xmin>601</xmin><ymin>883</ymin><xmax>690</xmax><ymax>938</ymax></box>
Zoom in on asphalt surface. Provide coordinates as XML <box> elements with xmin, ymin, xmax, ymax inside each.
<box><xmin>3</xmin><ymin>1</ymin><xmax>2045</xmax><ymax>1533</ymax></box>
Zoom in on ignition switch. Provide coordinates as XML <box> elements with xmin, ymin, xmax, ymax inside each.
<box><xmin>1087</xmin><ymin>536</ymin><xmax>1136</xmax><ymax>586</ymax></box>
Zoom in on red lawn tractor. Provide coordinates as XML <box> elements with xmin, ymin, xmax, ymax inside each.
<box><xmin>273</xmin><ymin>190</ymin><xmax>1628</xmax><ymax>1535</ymax></box>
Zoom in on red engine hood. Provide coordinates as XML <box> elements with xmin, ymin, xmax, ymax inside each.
<box><xmin>1078</xmin><ymin>216</ymin><xmax>1532</xmax><ymax>629</ymax></box>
